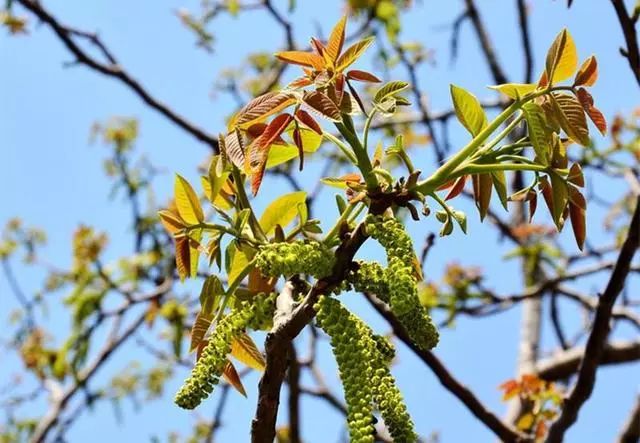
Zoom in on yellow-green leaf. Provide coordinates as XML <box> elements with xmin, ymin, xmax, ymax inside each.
<box><xmin>174</xmin><ymin>174</ymin><xmax>204</xmax><ymax>225</ymax></box>
<box><xmin>522</xmin><ymin>102</ymin><xmax>552</xmax><ymax>164</ymax></box>
<box><xmin>491</xmin><ymin>170</ymin><xmax>508</xmax><ymax>210</ymax></box>
<box><xmin>158</xmin><ymin>209</ymin><xmax>186</xmax><ymax>235</ymax></box>
<box><xmin>450</xmin><ymin>84</ymin><xmax>488</xmax><ymax>137</ymax></box>
<box><xmin>336</xmin><ymin>36</ymin><xmax>375</xmax><ymax>72</ymax></box>
<box><xmin>488</xmin><ymin>83</ymin><xmax>536</xmax><ymax>99</ymax></box>
<box><xmin>373</xmin><ymin>80</ymin><xmax>409</xmax><ymax>105</ymax></box>
<box><xmin>545</xmin><ymin>29</ymin><xmax>578</xmax><ymax>84</ymax></box>
<box><xmin>259</xmin><ymin>191</ymin><xmax>307</xmax><ymax>235</ymax></box>
<box><xmin>228</xmin><ymin>246</ymin><xmax>251</xmax><ymax>283</ymax></box>
<box><xmin>231</xmin><ymin>332</ymin><xmax>266</xmax><ymax>371</ymax></box>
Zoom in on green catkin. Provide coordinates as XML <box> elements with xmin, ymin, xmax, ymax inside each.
<box><xmin>370</xmin><ymin>335</ymin><xmax>418</xmax><ymax>442</ymax></box>
<box><xmin>255</xmin><ymin>240</ymin><xmax>335</xmax><ymax>279</ymax></box>
<box><xmin>315</xmin><ymin>296</ymin><xmax>376</xmax><ymax>443</ymax></box>
<box><xmin>174</xmin><ymin>294</ymin><xmax>273</xmax><ymax>409</ymax></box>
<box><xmin>348</xmin><ymin>261</ymin><xmax>389</xmax><ymax>303</ymax></box>
<box><xmin>365</xmin><ymin>215</ymin><xmax>439</xmax><ymax>350</ymax></box>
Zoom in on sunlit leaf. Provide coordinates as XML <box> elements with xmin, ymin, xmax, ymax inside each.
<box><xmin>189</xmin><ymin>312</ymin><xmax>212</xmax><ymax>352</ymax></box>
<box><xmin>235</xmin><ymin>91</ymin><xmax>296</xmax><ymax>129</ymax></box>
<box><xmin>228</xmin><ymin>246</ymin><xmax>251</xmax><ymax>283</ymax></box>
<box><xmin>249</xmin><ymin>113</ymin><xmax>294</xmax><ymax>195</ymax></box>
<box><xmin>295</xmin><ymin>109</ymin><xmax>323</xmax><ymax>134</ymax></box>
<box><xmin>373</xmin><ymin>80</ymin><xmax>409</xmax><ymax>105</ymax></box>
<box><xmin>450</xmin><ymin>84</ymin><xmax>488</xmax><ymax>136</ymax></box>
<box><xmin>174</xmin><ymin>174</ymin><xmax>204</xmax><ymax>225</ymax></box>
<box><xmin>274</xmin><ymin>50</ymin><xmax>325</xmax><ymax>70</ymax></box>
<box><xmin>444</xmin><ymin>175</ymin><xmax>467</xmax><ymax>201</ymax></box>
<box><xmin>320</xmin><ymin>173</ymin><xmax>362</xmax><ymax>189</ymax></box>
<box><xmin>491</xmin><ymin>170</ymin><xmax>508</xmax><ymax>210</ymax></box>
<box><xmin>259</xmin><ymin>191</ymin><xmax>307</xmax><ymax>235</ymax></box>
<box><xmin>326</xmin><ymin>15</ymin><xmax>347</xmax><ymax>63</ymax></box>
<box><xmin>158</xmin><ymin>209</ymin><xmax>186</xmax><ymax>235</ymax></box>
<box><xmin>545</xmin><ymin>29</ymin><xmax>578</xmax><ymax>84</ymax></box>
<box><xmin>549</xmin><ymin>172</ymin><xmax>569</xmax><ymax>230</ymax></box>
<box><xmin>568</xmin><ymin>163</ymin><xmax>584</xmax><ymax>187</ymax></box>
<box><xmin>569</xmin><ymin>191</ymin><xmax>586</xmax><ymax>251</ymax></box>
<box><xmin>488</xmin><ymin>83</ymin><xmax>536</xmax><ymax>99</ymax></box>
<box><xmin>336</xmin><ymin>36</ymin><xmax>375</xmax><ymax>72</ymax></box>
<box><xmin>231</xmin><ymin>332</ymin><xmax>266</xmax><ymax>371</ymax></box>
<box><xmin>222</xmin><ymin>360</ymin><xmax>247</xmax><ymax>397</ymax></box>
<box><xmin>175</xmin><ymin>236</ymin><xmax>191</xmax><ymax>282</ymax></box>
<box><xmin>473</xmin><ymin>174</ymin><xmax>493</xmax><ymax>221</ymax></box>
<box><xmin>574</xmin><ymin>55</ymin><xmax>598</xmax><ymax>86</ymax></box>
<box><xmin>222</xmin><ymin>130</ymin><xmax>246</xmax><ymax>170</ymax></box>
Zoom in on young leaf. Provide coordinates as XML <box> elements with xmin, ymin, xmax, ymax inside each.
<box><xmin>335</xmin><ymin>36</ymin><xmax>375</xmax><ymax>72</ymax></box>
<box><xmin>231</xmin><ymin>332</ymin><xmax>266</xmax><ymax>371</ymax></box>
<box><xmin>222</xmin><ymin>360</ymin><xmax>247</xmax><ymax>397</ymax></box>
<box><xmin>189</xmin><ymin>312</ymin><xmax>212</xmax><ymax>353</ymax></box>
<box><xmin>568</xmin><ymin>163</ymin><xmax>584</xmax><ymax>187</ymax></box>
<box><xmin>249</xmin><ymin>113</ymin><xmax>294</xmax><ymax>195</ymax></box>
<box><xmin>574</xmin><ymin>55</ymin><xmax>598</xmax><ymax>86</ymax></box>
<box><xmin>174</xmin><ymin>174</ymin><xmax>204</xmax><ymax>225</ymax></box>
<box><xmin>576</xmin><ymin>88</ymin><xmax>607</xmax><ymax>135</ymax></box>
<box><xmin>320</xmin><ymin>173</ymin><xmax>362</xmax><ymax>189</ymax></box>
<box><xmin>476</xmin><ymin>174</ymin><xmax>493</xmax><ymax>221</ymax></box>
<box><xmin>293</xmin><ymin>126</ymin><xmax>304</xmax><ymax>170</ymax></box>
<box><xmin>373</xmin><ymin>81</ymin><xmax>409</xmax><ymax>105</ymax></box>
<box><xmin>223</xmin><ymin>130</ymin><xmax>246</xmax><ymax>170</ymax></box>
<box><xmin>158</xmin><ymin>209</ymin><xmax>186</xmax><ymax>235</ymax></box>
<box><xmin>189</xmin><ymin>230</ymin><xmax>201</xmax><ymax>278</ymax></box>
<box><xmin>545</xmin><ymin>29</ymin><xmax>578</xmax><ymax>84</ymax></box>
<box><xmin>294</xmin><ymin>109</ymin><xmax>323</xmax><ymax>134</ymax></box>
<box><xmin>346</xmin><ymin>69</ymin><xmax>381</xmax><ymax>83</ymax></box>
<box><xmin>235</xmin><ymin>91</ymin><xmax>296</xmax><ymax>129</ymax></box>
<box><xmin>550</xmin><ymin>93</ymin><xmax>590</xmax><ymax>146</ymax></box>
<box><xmin>274</xmin><ymin>50</ymin><xmax>325</xmax><ymax>70</ymax></box>
<box><xmin>569</xmin><ymin>190</ymin><xmax>586</xmax><ymax>250</ymax></box>
<box><xmin>175</xmin><ymin>236</ymin><xmax>191</xmax><ymax>282</ymax></box>
<box><xmin>488</xmin><ymin>83</ymin><xmax>536</xmax><ymax>99</ymax></box>
<box><xmin>445</xmin><ymin>175</ymin><xmax>467</xmax><ymax>201</ymax></box>
<box><xmin>228</xmin><ymin>246</ymin><xmax>251</xmax><ymax>283</ymax></box>
<box><xmin>450</xmin><ymin>84</ymin><xmax>488</xmax><ymax>136</ymax></box>
<box><xmin>206</xmin><ymin>156</ymin><xmax>231</xmax><ymax>204</ymax></box>
<box><xmin>303</xmin><ymin>91</ymin><xmax>342</xmax><ymax>121</ymax></box>
<box><xmin>325</xmin><ymin>15</ymin><xmax>347</xmax><ymax>63</ymax></box>
<box><xmin>549</xmin><ymin>172</ymin><xmax>569</xmax><ymax>229</ymax></box>
<box><xmin>522</xmin><ymin>102</ymin><xmax>552</xmax><ymax>164</ymax></box>
<box><xmin>259</xmin><ymin>191</ymin><xmax>307</xmax><ymax>235</ymax></box>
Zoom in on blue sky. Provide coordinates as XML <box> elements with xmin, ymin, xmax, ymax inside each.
<box><xmin>1</xmin><ymin>0</ymin><xmax>639</xmax><ymax>442</ymax></box>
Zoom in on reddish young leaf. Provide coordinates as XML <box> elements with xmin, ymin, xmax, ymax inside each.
<box><xmin>175</xmin><ymin>236</ymin><xmax>191</xmax><ymax>282</ymax></box>
<box><xmin>568</xmin><ymin>185</ymin><xmax>587</xmax><ymax>210</ymax></box>
<box><xmin>576</xmin><ymin>88</ymin><xmax>607</xmax><ymax>135</ymax></box>
<box><xmin>236</xmin><ymin>91</ymin><xmax>296</xmax><ymax>128</ymax></box>
<box><xmin>249</xmin><ymin>113</ymin><xmax>294</xmax><ymax>195</ymax></box>
<box><xmin>223</xmin><ymin>130</ymin><xmax>246</xmax><ymax>170</ymax></box>
<box><xmin>445</xmin><ymin>175</ymin><xmax>467</xmax><ymax>201</ymax></box>
<box><xmin>246</xmin><ymin>123</ymin><xmax>267</xmax><ymax>139</ymax></box>
<box><xmin>334</xmin><ymin>74</ymin><xmax>345</xmax><ymax>105</ymax></box>
<box><xmin>294</xmin><ymin>109</ymin><xmax>323</xmax><ymax>134</ymax></box>
<box><xmin>310</xmin><ymin>37</ymin><xmax>326</xmax><ymax>57</ymax></box>
<box><xmin>325</xmin><ymin>15</ymin><xmax>347</xmax><ymax>63</ymax></box>
<box><xmin>574</xmin><ymin>55</ymin><xmax>598</xmax><ymax>87</ymax></box>
<box><xmin>287</xmin><ymin>76</ymin><xmax>313</xmax><ymax>89</ymax></box>
<box><xmin>346</xmin><ymin>69</ymin><xmax>382</xmax><ymax>83</ymax></box>
<box><xmin>477</xmin><ymin>174</ymin><xmax>493</xmax><ymax>221</ymax></box>
<box><xmin>436</xmin><ymin>179</ymin><xmax>455</xmax><ymax>191</ymax></box>
<box><xmin>539</xmin><ymin>177</ymin><xmax>555</xmax><ymax>221</ymax></box>
<box><xmin>550</xmin><ymin>93</ymin><xmax>590</xmax><ymax>146</ymax></box>
<box><xmin>158</xmin><ymin>209</ymin><xmax>186</xmax><ymax>236</ymax></box>
<box><xmin>293</xmin><ymin>126</ymin><xmax>304</xmax><ymax>171</ymax></box>
<box><xmin>568</xmin><ymin>163</ymin><xmax>585</xmax><ymax>187</ymax></box>
<box><xmin>274</xmin><ymin>50</ymin><xmax>325</xmax><ymax>70</ymax></box>
<box><xmin>529</xmin><ymin>192</ymin><xmax>538</xmax><ymax>223</ymax></box>
<box><xmin>345</xmin><ymin>79</ymin><xmax>366</xmax><ymax>114</ymax></box>
<box><xmin>302</xmin><ymin>90</ymin><xmax>342</xmax><ymax>121</ymax></box>
<box><xmin>222</xmin><ymin>360</ymin><xmax>247</xmax><ymax>397</ymax></box>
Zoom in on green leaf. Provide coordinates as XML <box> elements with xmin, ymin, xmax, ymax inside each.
<box><xmin>450</xmin><ymin>84</ymin><xmax>488</xmax><ymax>136</ymax></box>
<box><xmin>205</xmin><ymin>155</ymin><xmax>231</xmax><ymax>204</ymax></box>
<box><xmin>522</xmin><ymin>102</ymin><xmax>552</xmax><ymax>164</ymax></box>
<box><xmin>488</xmin><ymin>83</ymin><xmax>537</xmax><ymax>99</ymax></box>
<box><xmin>373</xmin><ymin>81</ymin><xmax>409</xmax><ymax>104</ymax></box>
<box><xmin>174</xmin><ymin>174</ymin><xmax>204</xmax><ymax>225</ymax></box>
<box><xmin>491</xmin><ymin>170</ymin><xmax>508</xmax><ymax>210</ymax></box>
<box><xmin>228</xmin><ymin>246</ymin><xmax>251</xmax><ymax>283</ymax></box>
<box><xmin>259</xmin><ymin>191</ymin><xmax>307</xmax><ymax>235</ymax></box>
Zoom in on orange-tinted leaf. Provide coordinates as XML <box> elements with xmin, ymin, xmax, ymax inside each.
<box><xmin>576</xmin><ymin>88</ymin><xmax>607</xmax><ymax>135</ymax></box>
<box><xmin>295</xmin><ymin>109</ymin><xmax>323</xmax><ymax>134</ymax></box>
<box><xmin>477</xmin><ymin>174</ymin><xmax>493</xmax><ymax>221</ymax></box>
<box><xmin>236</xmin><ymin>91</ymin><xmax>296</xmax><ymax>128</ymax></box>
<box><xmin>336</xmin><ymin>36</ymin><xmax>375</xmax><ymax>72</ymax></box>
<box><xmin>436</xmin><ymin>179</ymin><xmax>455</xmax><ymax>191</ymax></box>
<box><xmin>326</xmin><ymin>15</ymin><xmax>347</xmax><ymax>63</ymax></box>
<box><xmin>320</xmin><ymin>173</ymin><xmax>362</xmax><ymax>189</ymax></box>
<box><xmin>498</xmin><ymin>379</ymin><xmax>521</xmax><ymax>401</ymax></box>
<box><xmin>568</xmin><ymin>163</ymin><xmax>584</xmax><ymax>187</ymax></box>
<box><xmin>248</xmin><ymin>267</ymin><xmax>276</xmax><ymax>294</ymax></box>
<box><xmin>529</xmin><ymin>192</ymin><xmax>538</xmax><ymax>223</ymax></box>
<box><xmin>249</xmin><ymin>113</ymin><xmax>294</xmax><ymax>195</ymax></box>
<box><xmin>222</xmin><ymin>360</ymin><xmax>247</xmax><ymax>397</ymax></box>
<box><xmin>549</xmin><ymin>172</ymin><xmax>569</xmax><ymax>230</ymax></box>
<box><xmin>189</xmin><ymin>312</ymin><xmax>212</xmax><ymax>352</ymax></box>
<box><xmin>574</xmin><ymin>55</ymin><xmax>598</xmax><ymax>87</ymax></box>
<box><xmin>287</xmin><ymin>76</ymin><xmax>313</xmax><ymax>89</ymax></box>
<box><xmin>275</xmin><ymin>50</ymin><xmax>325</xmax><ymax>70</ymax></box>
<box><xmin>445</xmin><ymin>175</ymin><xmax>467</xmax><ymax>201</ymax></box>
<box><xmin>346</xmin><ymin>69</ymin><xmax>381</xmax><ymax>83</ymax></box>
<box><xmin>568</xmin><ymin>185</ymin><xmax>586</xmax><ymax>210</ymax></box>
<box><xmin>231</xmin><ymin>332</ymin><xmax>266</xmax><ymax>371</ymax></box>
<box><xmin>539</xmin><ymin>176</ymin><xmax>554</xmax><ymax>221</ymax></box>
<box><xmin>536</xmin><ymin>421</ymin><xmax>548</xmax><ymax>439</ymax></box>
<box><xmin>303</xmin><ymin>91</ymin><xmax>342</xmax><ymax>121</ymax></box>
<box><xmin>310</xmin><ymin>37</ymin><xmax>326</xmax><ymax>58</ymax></box>
<box><xmin>175</xmin><ymin>236</ymin><xmax>191</xmax><ymax>282</ymax></box>
<box><xmin>158</xmin><ymin>209</ymin><xmax>186</xmax><ymax>235</ymax></box>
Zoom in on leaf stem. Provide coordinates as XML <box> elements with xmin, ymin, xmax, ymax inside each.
<box><xmin>323</xmin><ymin>132</ymin><xmax>358</xmax><ymax>164</ymax></box>
<box><xmin>231</xmin><ymin>167</ymin><xmax>268</xmax><ymax>242</ymax></box>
